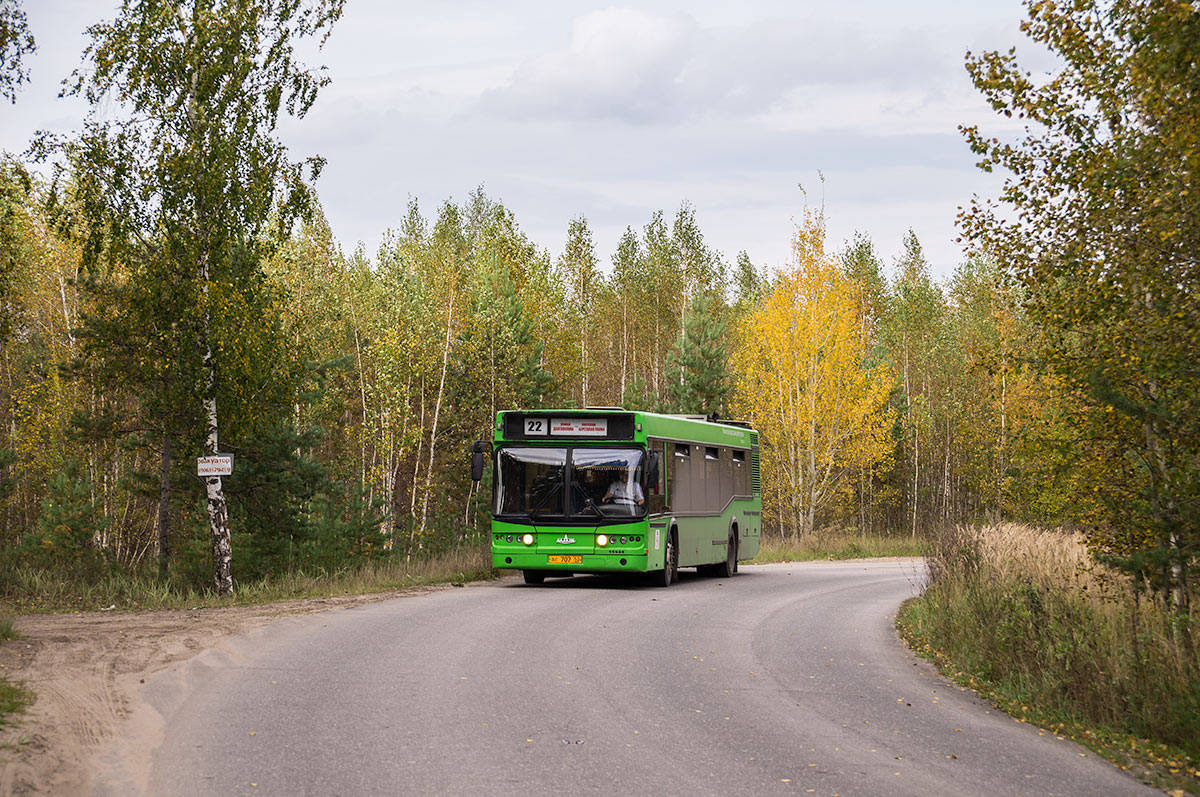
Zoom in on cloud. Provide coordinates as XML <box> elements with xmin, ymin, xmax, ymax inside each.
<box><xmin>477</xmin><ymin>8</ymin><xmax>698</xmax><ymax>125</ymax></box>
<box><xmin>475</xmin><ymin>7</ymin><xmax>953</xmax><ymax>127</ymax></box>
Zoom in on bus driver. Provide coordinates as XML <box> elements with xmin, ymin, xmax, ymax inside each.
<box><xmin>603</xmin><ymin>474</ymin><xmax>645</xmax><ymax>506</ymax></box>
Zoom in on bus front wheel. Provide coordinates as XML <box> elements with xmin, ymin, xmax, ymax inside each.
<box><xmin>649</xmin><ymin>530</ymin><xmax>677</xmax><ymax>587</ymax></box>
<box><xmin>523</xmin><ymin>570</ymin><xmax>546</xmax><ymax>585</ymax></box>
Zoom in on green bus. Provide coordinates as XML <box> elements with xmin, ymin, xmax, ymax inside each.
<box><xmin>470</xmin><ymin>408</ymin><xmax>762</xmax><ymax>586</ymax></box>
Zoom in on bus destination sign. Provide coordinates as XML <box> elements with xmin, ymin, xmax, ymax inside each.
<box><xmin>523</xmin><ymin>417</ymin><xmax>608</xmax><ymax>437</ymax></box>
<box><xmin>551</xmin><ymin>418</ymin><xmax>608</xmax><ymax>436</ymax></box>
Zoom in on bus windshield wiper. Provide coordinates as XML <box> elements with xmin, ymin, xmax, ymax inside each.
<box><xmin>526</xmin><ymin>483</ymin><xmax>562</xmax><ymax>520</ymax></box>
<box><xmin>571</xmin><ymin>483</ymin><xmax>603</xmax><ymax>519</ymax></box>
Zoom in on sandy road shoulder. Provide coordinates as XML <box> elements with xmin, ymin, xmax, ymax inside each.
<box><xmin>0</xmin><ymin>584</ymin><xmax>465</xmax><ymax>796</ymax></box>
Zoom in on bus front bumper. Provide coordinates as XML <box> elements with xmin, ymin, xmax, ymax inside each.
<box><xmin>492</xmin><ymin>551</ymin><xmax>650</xmax><ymax>573</ymax></box>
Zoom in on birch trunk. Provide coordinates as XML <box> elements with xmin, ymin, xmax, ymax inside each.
<box><xmin>187</xmin><ymin>55</ymin><xmax>233</xmax><ymax>595</ymax></box>
<box><xmin>201</xmin><ymin>281</ymin><xmax>232</xmax><ymax>594</ymax></box>
<box><xmin>419</xmin><ymin>291</ymin><xmax>456</xmax><ymax>536</ymax></box>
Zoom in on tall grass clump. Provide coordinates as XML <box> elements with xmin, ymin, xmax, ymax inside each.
<box><xmin>900</xmin><ymin>523</ymin><xmax>1200</xmax><ymax>767</ymax></box>
<box><xmin>0</xmin><ymin>603</ymin><xmax>31</xmax><ymax>728</ymax></box>
<box><xmin>756</xmin><ymin>530</ymin><xmax>927</xmax><ymax>563</ymax></box>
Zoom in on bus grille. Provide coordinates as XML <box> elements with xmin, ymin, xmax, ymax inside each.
<box><xmin>751</xmin><ymin>449</ymin><xmax>761</xmax><ymax>494</ymax></box>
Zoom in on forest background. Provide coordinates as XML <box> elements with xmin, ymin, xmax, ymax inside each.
<box><xmin>0</xmin><ymin>0</ymin><xmax>1193</xmax><ymax>618</ymax></box>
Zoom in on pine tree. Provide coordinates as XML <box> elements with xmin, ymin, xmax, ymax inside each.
<box><xmin>666</xmin><ymin>293</ymin><xmax>731</xmax><ymax>416</ymax></box>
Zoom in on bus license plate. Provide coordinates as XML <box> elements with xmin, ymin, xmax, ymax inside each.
<box><xmin>548</xmin><ymin>555</ymin><xmax>581</xmax><ymax>564</ymax></box>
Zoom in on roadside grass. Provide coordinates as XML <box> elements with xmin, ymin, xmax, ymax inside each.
<box><xmin>755</xmin><ymin>531</ymin><xmax>927</xmax><ymax>563</ymax></box>
<box><xmin>0</xmin><ymin>605</ymin><xmax>33</xmax><ymax>731</ymax></box>
<box><xmin>897</xmin><ymin>523</ymin><xmax>1200</xmax><ymax>795</ymax></box>
<box><xmin>0</xmin><ymin>677</ymin><xmax>31</xmax><ymax>731</ymax></box>
<box><xmin>0</xmin><ymin>544</ymin><xmax>495</xmax><ymax>614</ymax></box>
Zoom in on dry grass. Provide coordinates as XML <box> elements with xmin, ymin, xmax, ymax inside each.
<box><xmin>0</xmin><ymin>544</ymin><xmax>495</xmax><ymax>613</ymax></box>
<box><xmin>901</xmin><ymin>523</ymin><xmax>1200</xmax><ymax>790</ymax></box>
<box><xmin>755</xmin><ymin>531</ymin><xmax>927</xmax><ymax>563</ymax></box>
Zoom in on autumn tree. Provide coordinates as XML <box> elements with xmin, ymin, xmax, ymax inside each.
<box><xmin>732</xmin><ymin>250</ymin><xmax>766</xmax><ymax>316</ymax></box>
<box><xmin>609</xmin><ymin>227</ymin><xmax>644</xmax><ymax>403</ymax></box>
<box><xmin>557</xmin><ymin>216</ymin><xmax>600</xmax><ymax>407</ymax></box>
<box><xmin>0</xmin><ymin>0</ymin><xmax>35</xmax><ymax>103</ymax></box>
<box><xmin>733</xmin><ymin>211</ymin><xmax>894</xmax><ymax>539</ymax></box>
<box><xmin>880</xmin><ymin>231</ymin><xmax>947</xmax><ymax>536</ymax></box>
<box><xmin>839</xmin><ymin>234</ymin><xmax>889</xmax><ymax>533</ymax></box>
<box><xmin>0</xmin><ymin>157</ymin><xmax>29</xmax><ymax>352</ymax></box>
<box><xmin>47</xmin><ymin>0</ymin><xmax>345</xmax><ymax>594</ymax></box>
<box><xmin>961</xmin><ymin>0</ymin><xmax>1200</xmax><ymax>605</ymax></box>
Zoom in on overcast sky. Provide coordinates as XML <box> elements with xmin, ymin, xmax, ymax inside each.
<box><xmin>1</xmin><ymin>1</ymin><xmax>1049</xmax><ymax>282</ymax></box>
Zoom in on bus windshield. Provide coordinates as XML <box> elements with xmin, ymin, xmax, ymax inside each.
<box><xmin>494</xmin><ymin>447</ymin><xmax>645</xmax><ymax>520</ymax></box>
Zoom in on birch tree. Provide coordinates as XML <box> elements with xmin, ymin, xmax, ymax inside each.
<box><xmin>557</xmin><ymin>216</ymin><xmax>600</xmax><ymax>407</ymax></box>
<box><xmin>50</xmin><ymin>0</ymin><xmax>344</xmax><ymax>594</ymax></box>
<box><xmin>961</xmin><ymin>0</ymin><xmax>1200</xmax><ymax>605</ymax></box>
<box><xmin>0</xmin><ymin>0</ymin><xmax>35</xmax><ymax>104</ymax></box>
<box><xmin>733</xmin><ymin>212</ymin><xmax>894</xmax><ymax>539</ymax></box>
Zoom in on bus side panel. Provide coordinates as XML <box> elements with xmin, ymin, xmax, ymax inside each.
<box><xmin>737</xmin><ymin>507</ymin><xmax>760</xmax><ymax>560</ymax></box>
<box><xmin>675</xmin><ymin>502</ymin><xmax>760</xmax><ymax>567</ymax></box>
<box><xmin>674</xmin><ymin>514</ymin><xmax>729</xmax><ymax>568</ymax></box>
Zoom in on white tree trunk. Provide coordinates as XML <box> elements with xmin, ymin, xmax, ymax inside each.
<box><xmin>419</xmin><ymin>292</ymin><xmax>456</xmax><ymax>536</ymax></box>
<box><xmin>202</xmin><ymin>356</ymin><xmax>232</xmax><ymax>594</ymax></box>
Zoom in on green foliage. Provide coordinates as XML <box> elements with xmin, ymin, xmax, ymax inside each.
<box><xmin>620</xmin><ymin>374</ymin><xmax>663</xmax><ymax>413</ymax></box>
<box><xmin>0</xmin><ymin>447</ymin><xmax>13</xmax><ymax>507</ymax></box>
<box><xmin>10</xmin><ymin>0</ymin><xmax>1173</xmax><ymax>601</ymax></box>
<box><xmin>225</xmin><ymin>419</ymin><xmax>385</xmax><ymax>582</ymax></box>
<box><xmin>733</xmin><ymin>250</ymin><xmax>766</xmax><ymax>310</ymax></box>
<box><xmin>0</xmin><ymin>0</ymin><xmax>35</xmax><ymax>104</ymax></box>
<box><xmin>0</xmin><ymin>157</ymin><xmax>32</xmax><ymax>343</ymax></box>
<box><xmin>666</xmin><ymin>293</ymin><xmax>731</xmax><ymax>415</ymax></box>
<box><xmin>20</xmin><ymin>459</ymin><xmax>107</xmax><ymax>573</ymax></box>
<box><xmin>960</xmin><ymin>0</ymin><xmax>1200</xmax><ymax>601</ymax></box>
<box><xmin>33</xmin><ymin>0</ymin><xmax>348</xmax><ymax>593</ymax></box>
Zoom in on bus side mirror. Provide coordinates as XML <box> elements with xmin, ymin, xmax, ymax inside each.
<box><xmin>471</xmin><ymin>440</ymin><xmax>489</xmax><ymax>482</ymax></box>
<box><xmin>647</xmin><ymin>451</ymin><xmax>660</xmax><ymax>489</ymax></box>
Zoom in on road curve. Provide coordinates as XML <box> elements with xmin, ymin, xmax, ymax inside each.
<box><xmin>97</xmin><ymin>560</ymin><xmax>1155</xmax><ymax>796</ymax></box>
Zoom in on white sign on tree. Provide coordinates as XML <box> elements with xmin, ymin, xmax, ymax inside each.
<box><xmin>197</xmin><ymin>455</ymin><xmax>234</xmax><ymax>477</ymax></box>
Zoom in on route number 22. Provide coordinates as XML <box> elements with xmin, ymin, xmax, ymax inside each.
<box><xmin>524</xmin><ymin>418</ymin><xmax>547</xmax><ymax>436</ymax></box>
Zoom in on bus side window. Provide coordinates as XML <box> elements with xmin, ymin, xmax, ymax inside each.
<box><xmin>649</xmin><ymin>441</ymin><xmax>666</xmax><ymax>514</ymax></box>
<box><xmin>720</xmin><ymin>447</ymin><xmax>733</xmax><ymax>510</ymax></box>
<box><xmin>672</xmin><ymin>443</ymin><xmax>692</xmax><ymax>512</ymax></box>
<box><xmin>733</xmin><ymin>449</ymin><xmax>749</xmax><ymax>496</ymax></box>
<box><xmin>704</xmin><ymin>447</ymin><xmax>720</xmax><ymax>513</ymax></box>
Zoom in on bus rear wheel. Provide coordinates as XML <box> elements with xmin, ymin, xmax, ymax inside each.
<box><xmin>522</xmin><ymin>570</ymin><xmax>546</xmax><ymax>585</ymax></box>
<box><xmin>649</xmin><ymin>530</ymin><xmax>677</xmax><ymax>587</ymax></box>
<box><xmin>714</xmin><ymin>534</ymin><xmax>738</xmax><ymax>578</ymax></box>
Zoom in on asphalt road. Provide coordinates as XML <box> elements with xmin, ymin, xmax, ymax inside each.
<box><xmin>107</xmin><ymin>560</ymin><xmax>1157</xmax><ymax>796</ymax></box>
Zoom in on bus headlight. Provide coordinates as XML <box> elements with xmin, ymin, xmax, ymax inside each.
<box><xmin>596</xmin><ymin>534</ymin><xmax>609</xmax><ymax>547</ymax></box>
<box><xmin>522</xmin><ymin>533</ymin><xmax>534</xmax><ymax>545</ymax></box>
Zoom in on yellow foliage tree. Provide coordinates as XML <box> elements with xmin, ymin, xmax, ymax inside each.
<box><xmin>733</xmin><ymin>212</ymin><xmax>895</xmax><ymax>539</ymax></box>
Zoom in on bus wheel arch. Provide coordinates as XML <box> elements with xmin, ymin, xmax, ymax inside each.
<box><xmin>730</xmin><ymin>524</ymin><xmax>739</xmax><ymax>574</ymax></box>
<box><xmin>650</xmin><ymin>526</ymin><xmax>678</xmax><ymax>587</ymax></box>
<box><xmin>715</xmin><ymin>524</ymin><xmax>738</xmax><ymax>578</ymax></box>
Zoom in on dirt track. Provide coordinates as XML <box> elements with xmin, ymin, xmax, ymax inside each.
<box><xmin>0</xmin><ymin>585</ymin><xmax>459</xmax><ymax>796</ymax></box>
